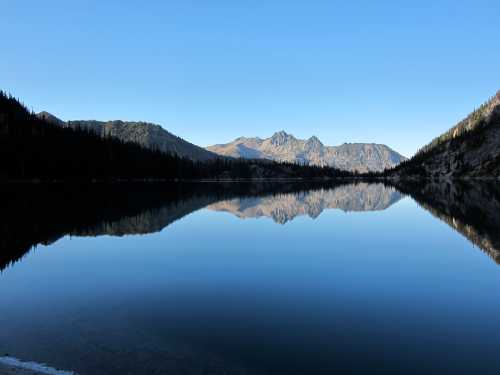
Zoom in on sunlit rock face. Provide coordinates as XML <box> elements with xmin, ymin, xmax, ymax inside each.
<box><xmin>207</xmin><ymin>183</ymin><xmax>403</xmax><ymax>224</ymax></box>
<box><xmin>207</xmin><ymin>131</ymin><xmax>406</xmax><ymax>172</ymax></box>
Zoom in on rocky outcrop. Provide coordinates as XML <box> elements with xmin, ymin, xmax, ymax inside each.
<box><xmin>390</xmin><ymin>91</ymin><xmax>500</xmax><ymax>178</ymax></box>
<box><xmin>208</xmin><ymin>183</ymin><xmax>402</xmax><ymax>224</ymax></box>
<box><xmin>207</xmin><ymin>131</ymin><xmax>406</xmax><ymax>172</ymax></box>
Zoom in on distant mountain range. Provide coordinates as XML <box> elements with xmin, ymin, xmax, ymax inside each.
<box><xmin>3</xmin><ymin>92</ymin><xmax>349</xmax><ymax>182</ymax></box>
<box><xmin>38</xmin><ymin>112</ymin><xmax>406</xmax><ymax>172</ymax></box>
<box><xmin>36</xmin><ymin>90</ymin><xmax>500</xmax><ymax>178</ymax></box>
<box><xmin>2</xmin><ymin>85</ymin><xmax>496</xmax><ymax>180</ymax></box>
<box><xmin>37</xmin><ymin>112</ymin><xmax>218</xmax><ymax>161</ymax></box>
<box><xmin>207</xmin><ymin>131</ymin><xmax>406</xmax><ymax>172</ymax></box>
<box><xmin>389</xmin><ymin>91</ymin><xmax>500</xmax><ymax>178</ymax></box>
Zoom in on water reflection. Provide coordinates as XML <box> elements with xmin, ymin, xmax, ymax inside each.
<box><xmin>396</xmin><ymin>180</ymin><xmax>500</xmax><ymax>264</ymax></box>
<box><xmin>208</xmin><ymin>183</ymin><xmax>402</xmax><ymax>223</ymax></box>
<box><xmin>2</xmin><ymin>180</ymin><xmax>500</xmax><ymax>270</ymax></box>
<box><xmin>0</xmin><ymin>182</ymin><xmax>500</xmax><ymax>269</ymax></box>
<box><xmin>2</xmin><ymin>180</ymin><xmax>500</xmax><ymax>375</ymax></box>
<box><xmin>1</xmin><ymin>181</ymin><xmax>382</xmax><ymax>270</ymax></box>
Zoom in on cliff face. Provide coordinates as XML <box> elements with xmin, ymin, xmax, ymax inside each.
<box><xmin>391</xmin><ymin>91</ymin><xmax>500</xmax><ymax>178</ymax></box>
<box><xmin>36</xmin><ymin>114</ymin><xmax>219</xmax><ymax>161</ymax></box>
<box><xmin>207</xmin><ymin>131</ymin><xmax>406</xmax><ymax>173</ymax></box>
<box><xmin>207</xmin><ymin>183</ymin><xmax>402</xmax><ymax>224</ymax></box>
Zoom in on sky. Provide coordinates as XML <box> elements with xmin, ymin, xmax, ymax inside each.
<box><xmin>2</xmin><ymin>0</ymin><xmax>499</xmax><ymax>157</ymax></box>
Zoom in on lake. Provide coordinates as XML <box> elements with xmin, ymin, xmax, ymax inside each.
<box><xmin>1</xmin><ymin>181</ymin><xmax>500</xmax><ymax>375</ymax></box>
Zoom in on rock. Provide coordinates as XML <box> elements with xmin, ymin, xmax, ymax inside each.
<box><xmin>207</xmin><ymin>131</ymin><xmax>406</xmax><ymax>172</ymax></box>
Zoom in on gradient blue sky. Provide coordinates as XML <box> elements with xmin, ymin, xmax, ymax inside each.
<box><xmin>3</xmin><ymin>0</ymin><xmax>499</xmax><ymax>156</ymax></box>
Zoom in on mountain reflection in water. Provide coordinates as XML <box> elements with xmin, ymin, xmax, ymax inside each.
<box><xmin>1</xmin><ymin>180</ymin><xmax>500</xmax><ymax>270</ymax></box>
<box><xmin>397</xmin><ymin>180</ymin><xmax>500</xmax><ymax>264</ymax></box>
<box><xmin>3</xmin><ymin>180</ymin><xmax>500</xmax><ymax>375</ymax></box>
<box><xmin>207</xmin><ymin>183</ymin><xmax>402</xmax><ymax>224</ymax></box>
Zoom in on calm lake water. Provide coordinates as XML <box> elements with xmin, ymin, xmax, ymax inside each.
<box><xmin>1</xmin><ymin>181</ymin><xmax>500</xmax><ymax>375</ymax></box>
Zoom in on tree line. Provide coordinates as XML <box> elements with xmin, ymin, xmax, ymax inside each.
<box><xmin>0</xmin><ymin>91</ymin><xmax>354</xmax><ymax>181</ymax></box>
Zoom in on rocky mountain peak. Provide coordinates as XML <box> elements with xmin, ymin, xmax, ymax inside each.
<box><xmin>207</xmin><ymin>132</ymin><xmax>406</xmax><ymax>172</ymax></box>
<box><xmin>306</xmin><ymin>135</ymin><xmax>323</xmax><ymax>146</ymax></box>
<box><xmin>270</xmin><ymin>130</ymin><xmax>294</xmax><ymax>146</ymax></box>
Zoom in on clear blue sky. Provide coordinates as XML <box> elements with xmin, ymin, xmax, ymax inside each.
<box><xmin>3</xmin><ymin>0</ymin><xmax>499</xmax><ymax>156</ymax></box>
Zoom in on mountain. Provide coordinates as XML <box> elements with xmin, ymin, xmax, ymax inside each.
<box><xmin>207</xmin><ymin>131</ymin><xmax>406</xmax><ymax>172</ymax></box>
<box><xmin>208</xmin><ymin>183</ymin><xmax>402</xmax><ymax>224</ymax></box>
<box><xmin>389</xmin><ymin>91</ymin><xmax>500</xmax><ymax>178</ymax></box>
<box><xmin>37</xmin><ymin>111</ymin><xmax>65</xmax><ymax>126</ymax></box>
<box><xmin>36</xmin><ymin>113</ymin><xmax>219</xmax><ymax>161</ymax></box>
<box><xmin>1</xmin><ymin>92</ymin><xmax>205</xmax><ymax>181</ymax></box>
<box><xmin>1</xmin><ymin>92</ymin><xmax>341</xmax><ymax>181</ymax></box>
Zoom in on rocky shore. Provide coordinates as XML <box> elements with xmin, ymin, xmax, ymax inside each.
<box><xmin>0</xmin><ymin>357</ymin><xmax>75</xmax><ymax>375</ymax></box>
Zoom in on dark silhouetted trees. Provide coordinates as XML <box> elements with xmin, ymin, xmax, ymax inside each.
<box><xmin>0</xmin><ymin>91</ymin><xmax>352</xmax><ymax>181</ymax></box>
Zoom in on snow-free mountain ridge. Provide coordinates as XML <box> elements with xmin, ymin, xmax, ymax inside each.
<box><xmin>207</xmin><ymin>131</ymin><xmax>406</xmax><ymax>172</ymax></box>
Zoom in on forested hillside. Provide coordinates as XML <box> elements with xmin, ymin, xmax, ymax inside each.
<box><xmin>386</xmin><ymin>91</ymin><xmax>500</xmax><ymax>178</ymax></box>
<box><xmin>0</xmin><ymin>91</ymin><xmax>351</xmax><ymax>181</ymax></box>
<box><xmin>64</xmin><ymin>119</ymin><xmax>219</xmax><ymax>161</ymax></box>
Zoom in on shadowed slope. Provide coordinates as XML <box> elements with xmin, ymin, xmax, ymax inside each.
<box><xmin>389</xmin><ymin>91</ymin><xmax>500</xmax><ymax>178</ymax></box>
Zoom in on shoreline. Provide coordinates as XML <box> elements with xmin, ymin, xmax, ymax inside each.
<box><xmin>0</xmin><ymin>175</ymin><xmax>499</xmax><ymax>185</ymax></box>
<box><xmin>0</xmin><ymin>357</ymin><xmax>75</xmax><ymax>375</ymax></box>
<box><xmin>0</xmin><ymin>176</ymin><xmax>368</xmax><ymax>185</ymax></box>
